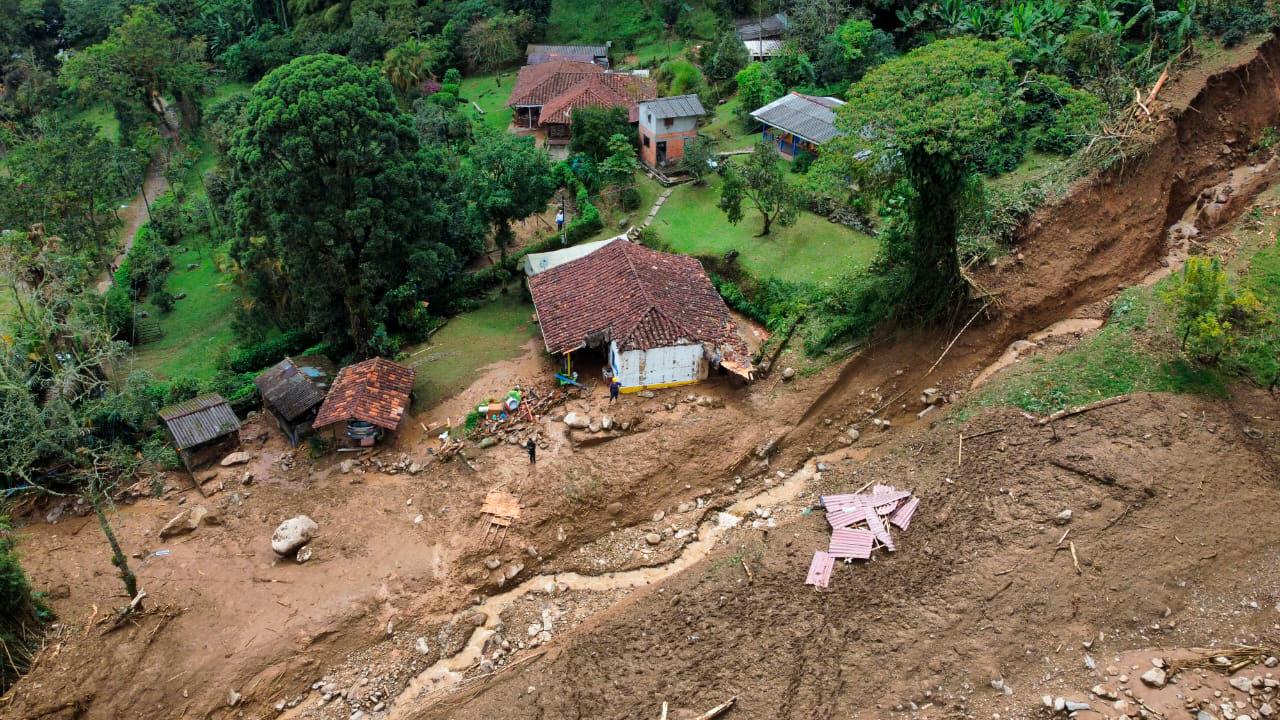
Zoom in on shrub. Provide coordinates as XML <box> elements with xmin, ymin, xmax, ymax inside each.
<box><xmin>225</xmin><ymin>328</ymin><xmax>315</xmax><ymax>374</ymax></box>
<box><xmin>619</xmin><ymin>185</ymin><xmax>642</xmax><ymax>211</ymax></box>
<box><xmin>1</xmin><ymin>515</ymin><xmax>43</xmax><ymax>694</ymax></box>
<box><xmin>1024</xmin><ymin>72</ymin><xmax>1105</xmax><ymax>155</ymax></box>
<box><xmin>152</xmin><ymin>289</ymin><xmax>176</xmax><ymax>313</ymax></box>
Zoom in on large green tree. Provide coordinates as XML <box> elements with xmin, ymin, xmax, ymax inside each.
<box><xmin>0</xmin><ymin>121</ymin><xmax>135</xmax><ymax>274</ymax></box>
<box><xmin>811</xmin><ymin>37</ymin><xmax>1025</xmax><ymax>319</ymax></box>
<box><xmin>718</xmin><ymin>142</ymin><xmax>799</xmax><ymax>236</ymax></box>
<box><xmin>466</xmin><ymin>128</ymin><xmax>557</xmax><ymax>261</ymax></box>
<box><xmin>227</xmin><ymin>54</ymin><xmax>483</xmax><ymax>355</ymax></box>
<box><xmin>60</xmin><ymin>4</ymin><xmax>209</xmax><ymax>130</ymax></box>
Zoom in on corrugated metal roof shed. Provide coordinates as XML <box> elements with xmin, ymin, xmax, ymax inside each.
<box><xmin>750</xmin><ymin>92</ymin><xmax>846</xmax><ymax>145</ymax></box>
<box><xmin>638</xmin><ymin>94</ymin><xmax>706</xmax><ymax>120</ymax></box>
<box><xmin>526</xmin><ymin>44</ymin><xmax>609</xmax><ymax>58</ymax></box>
<box><xmin>742</xmin><ymin>38</ymin><xmax>784</xmax><ymax>57</ymax></box>
<box><xmin>735</xmin><ymin>12</ymin><xmax>788</xmax><ymax>40</ymax></box>
<box><xmin>254</xmin><ymin>357</ymin><xmax>325</xmax><ymax>422</ymax></box>
<box><xmin>159</xmin><ymin>394</ymin><xmax>241</xmax><ymax>450</ymax></box>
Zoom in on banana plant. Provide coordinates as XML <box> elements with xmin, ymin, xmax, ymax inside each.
<box><xmin>1157</xmin><ymin>0</ymin><xmax>1199</xmax><ymax>53</ymax></box>
<box><xmin>1001</xmin><ymin>2</ymin><xmax>1044</xmax><ymax>41</ymax></box>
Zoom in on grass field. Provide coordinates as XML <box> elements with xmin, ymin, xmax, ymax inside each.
<box><xmin>702</xmin><ymin>97</ymin><xmax>759</xmax><ymax>152</ymax></box>
<box><xmin>652</xmin><ymin>175</ymin><xmax>878</xmax><ymax>284</ymax></box>
<box><xmin>131</xmin><ymin>241</ymin><xmax>240</xmax><ymax>380</ymax></box>
<box><xmin>403</xmin><ymin>292</ymin><xmax>539</xmax><ymax>409</ymax></box>
<box><xmin>69</xmin><ymin>102</ymin><xmax>121</xmax><ymax>142</ymax></box>
<box><xmin>459</xmin><ymin>72</ymin><xmax>515</xmax><ymax>131</ymax></box>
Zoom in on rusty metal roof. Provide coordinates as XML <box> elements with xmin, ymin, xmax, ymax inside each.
<box><xmin>159</xmin><ymin>394</ymin><xmax>240</xmax><ymax>450</ymax></box>
<box><xmin>254</xmin><ymin>357</ymin><xmax>325</xmax><ymax>422</ymax></box>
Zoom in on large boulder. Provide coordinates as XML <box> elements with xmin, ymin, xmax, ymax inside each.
<box><xmin>271</xmin><ymin>515</ymin><xmax>318</xmax><ymax>556</ymax></box>
<box><xmin>220</xmin><ymin>451</ymin><xmax>252</xmax><ymax>467</ymax></box>
<box><xmin>563</xmin><ymin>412</ymin><xmax>590</xmax><ymax>429</ymax></box>
<box><xmin>159</xmin><ymin>505</ymin><xmax>209</xmax><ymax>538</ymax></box>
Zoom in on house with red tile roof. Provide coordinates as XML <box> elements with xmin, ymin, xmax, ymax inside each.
<box><xmin>526</xmin><ymin>238</ymin><xmax>753</xmax><ymax>391</ymax></box>
<box><xmin>313</xmin><ymin>357</ymin><xmax>415</xmax><ymax>445</ymax></box>
<box><xmin>506</xmin><ymin>60</ymin><xmax>656</xmax><ymax>147</ymax></box>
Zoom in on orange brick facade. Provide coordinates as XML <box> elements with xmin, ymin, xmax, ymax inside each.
<box><xmin>639</xmin><ymin>125</ymin><xmax>698</xmax><ymax>168</ymax></box>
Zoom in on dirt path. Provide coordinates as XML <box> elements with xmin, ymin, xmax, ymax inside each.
<box><xmin>94</xmin><ymin>159</ymin><xmax>170</xmax><ymax>294</ymax></box>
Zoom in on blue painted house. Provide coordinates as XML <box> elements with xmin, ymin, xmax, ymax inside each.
<box><xmin>749</xmin><ymin>92</ymin><xmax>845</xmax><ymax>158</ymax></box>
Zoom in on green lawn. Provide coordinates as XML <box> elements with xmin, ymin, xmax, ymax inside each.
<box><xmin>652</xmin><ymin>175</ymin><xmax>878</xmax><ymax>285</ymax></box>
<box><xmin>987</xmin><ymin>150</ymin><xmax>1067</xmax><ymax>191</ymax></box>
<box><xmin>459</xmin><ymin>72</ymin><xmax>515</xmax><ymax>131</ymax></box>
<box><xmin>202</xmin><ymin>81</ymin><xmax>250</xmax><ymax>110</ymax></box>
<box><xmin>132</xmin><ymin>241</ymin><xmax>240</xmax><ymax>381</ymax></box>
<box><xmin>702</xmin><ymin>96</ymin><xmax>759</xmax><ymax>152</ymax></box>
<box><xmin>69</xmin><ymin>102</ymin><xmax>121</xmax><ymax>142</ymax></box>
<box><xmin>403</xmin><ymin>292</ymin><xmax>539</xmax><ymax>410</ymax></box>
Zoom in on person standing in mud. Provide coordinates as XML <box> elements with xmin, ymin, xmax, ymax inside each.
<box><xmin>524</xmin><ymin>437</ymin><xmax>537</xmax><ymax>463</ymax></box>
<box><xmin>609</xmin><ymin>379</ymin><xmax>621</xmax><ymax>403</ymax></box>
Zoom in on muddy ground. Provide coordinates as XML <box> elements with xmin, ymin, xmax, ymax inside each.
<box><xmin>6</xmin><ymin>33</ymin><xmax>1280</xmax><ymax>720</ymax></box>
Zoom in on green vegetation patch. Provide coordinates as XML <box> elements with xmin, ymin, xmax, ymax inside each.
<box><xmin>459</xmin><ymin>72</ymin><xmax>515</xmax><ymax>131</ymax></box>
<box><xmin>68</xmin><ymin>102</ymin><xmax>121</xmax><ymax>142</ymax></box>
<box><xmin>976</xmin><ymin>287</ymin><xmax>1227</xmax><ymax>415</ymax></box>
<box><xmin>655</xmin><ymin>175</ymin><xmax>878</xmax><ymax>285</ymax></box>
<box><xmin>131</xmin><ymin>242</ymin><xmax>240</xmax><ymax>381</ymax></box>
<box><xmin>403</xmin><ymin>292</ymin><xmax>539</xmax><ymax>411</ymax></box>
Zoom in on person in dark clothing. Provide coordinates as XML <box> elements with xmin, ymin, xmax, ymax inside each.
<box><xmin>524</xmin><ymin>437</ymin><xmax>537</xmax><ymax>463</ymax></box>
<box><xmin>609</xmin><ymin>379</ymin><xmax>621</xmax><ymax>403</ymax></box>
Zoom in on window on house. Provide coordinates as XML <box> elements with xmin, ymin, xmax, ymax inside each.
<box><xmin>663</xmin><ymin>117</ymin><xmax>674</xmax><ymax>127</ymax></box>
<box><xmin>643</xmin><ymin>136</ymin><xmax>651</xmax><ymax>147</ymax></box>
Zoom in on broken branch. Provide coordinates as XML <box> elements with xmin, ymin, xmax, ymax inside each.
<box><xmin>1038</xmin><ymin>396</ymin><xmax>1130</xmax><ymax>425</ymax></box>
<box><xmin>694</xmin><ymin>697</ymin><xmax>737</xmax><ymax>720</ymax></box>
<box><xmin>1069</xmin><ymin>541</ymin><xmax>1082</xmax><ymax>575</ymax></box>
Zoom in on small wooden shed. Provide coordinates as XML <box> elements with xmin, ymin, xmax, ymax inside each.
<box><xmin>312</xmin><ymin>357</ymin><xmax>415</xmax><ymax>446</ymax></box>
<box><xmin>159</xmin><ymin>394</ymin><xmax>241</xmax><ymax>475</ymax></box>
<box><xmin>254</xmin><ymin>357</ymin><xmax>326</xmax><ymax>446</ymax></box>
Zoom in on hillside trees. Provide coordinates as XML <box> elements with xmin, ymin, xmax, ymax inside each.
<box><xmin>570</xmin><ymin>106</ymin><xmax>634</xmax><ymax>161</ymax></box>
<box><xmin>811</xmin><ymin>38</ymin><xmax>1025</xmax><ymax>321</ymax></box>
<box><xmin>461</xmin><ymin>11</ymin><xmax>533</xmax><ymax>81</ymax></box>
<box><xmin>467</xmin><ymin>127</ymin><xmax>558</xmax><ymax>261</ymax></box>
<box><xmin>0</xmin><ymin>121</ymin><xmax>137</xmax><ymax>275</ymax></box>
<box><xmin>60</xmin><ymin>5</ymin><xmax>209</xmax><ymax>130</ymax></box>
<box><xmin>226</xmin><ymin>54</ymin><xmax>485</xmax><ymax>356</ymax></box>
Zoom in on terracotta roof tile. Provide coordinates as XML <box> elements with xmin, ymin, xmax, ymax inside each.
<box><xmin>527</xmin><ymin>240</ymin><xmax>750</xmax><ymax>368</ymax></box>
<box><xmin>313</xmin><ymin>357</ymin><xmax>415</xmax><ymax>431</ymax></box>
<box><xmin>507</xmin><ymin>60</ymin><xmax>604</xmax><ymax>107</ymax></box>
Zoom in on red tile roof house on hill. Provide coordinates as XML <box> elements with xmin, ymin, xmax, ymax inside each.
<box><xmin>506</xmin><ymin>60</ymin><xmax>656</xmax><ymax>148</ymax></box>
<box><xmin>527</xmin><ymin>238</ymin><xmax>753</xmax><ymax>391</ymax></box>
<box><xmin>312</xmin><ymin>357</ymin><xmax>415</xmax><ymax>446</ymax></box>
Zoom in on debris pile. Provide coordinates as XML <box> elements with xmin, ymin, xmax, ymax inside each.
<box><xmin>805</xmin><ymin>484</ymin><xmax>919</xmax><ymax>589</ymax></box>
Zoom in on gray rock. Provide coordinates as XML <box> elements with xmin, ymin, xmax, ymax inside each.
<box><xmin>644</xmin><ymin>532</ymin><xmax>661</xmax><ymax>545</ymax></box>
<box><xmin>637</xmin><ymin>391</ymin><xmax>656</xmax><ymax>398</ymax></box>
<box><xmin>1064</xmin><ymin>700</ymin><xmax>1090</xmax><ymax>712</ymax></box>
<box><xmin>503</xmin><ymin>563</ymin><xmax>523</xmax><ymax>580</ymax></box>
<box><xmin>415</xmin><ymin>637</ymin><xmax>431</xmax><ymax>655</ymax></box>
<box><xmin>588</xmin><ymin>419</ymin><xmax>601</xmax><ymax>433</ymax></box>
<box><xmin>652</xmin><ymin>510</ymin><xmax>665</xmax><ymax>522</ymax></box>
<box><xmin>295</xmin><ymin>545</ymin><xmax>312</xmax><ymax>563</ymax></box>
<box><xmin>1140</xmin><ymin>668</ymin><xmax>1167</xmax><ymax>688</ymax></box>
<box><xmin>1056</xmin><ymin>509</ymin><xmax>1073</xmax><ymax>524</ymax></box>
<box><xmin>220</xmin><ymin>451</ymin><xmax>252</xmax><ymax>467</ymax></box>
<box><xmin>563</xmin><ymin>412</ymin><xmax>589</xmax><ymax>429</ymax></box>
<box><xmin>485</xmin><ymin>557</ymin><xmax>501</xmax><ymax>570</ymax></box>
<box><xmin>781</xmin><ymin>367</ymin><xmax>796</xmax><ymax>380</ymax></box>
<box><xmin>339</xmin><ymin>460</ymin><xmax>354</xmax><ymax>474</ymax></box>
<box><xmin>1260</xmin><ymin>703</ymin><xmax>1274</xmax><ymax>718</ymax></box>
<box><xmin>478</xmin><ymin>436</ymin><xmax>498</xmax><ymax>449</ymax></box>
<box><xmin>271</xmin><ymin>515</ymin><xmax>318</xmax><ymax>556</ymax></box>
<box><xmin>160</xmin><ymin>505</ymin><xmax>208</xmax><ymax>538</ymax></box>
<box><xmin>227</xmin><ymin>689</ymin><xmax>242</xmax><ymax>707</ymax></box>
<box><xmin>1230</xmin><ymin>676</ymin><xmax>1253</xmax><ymax>692</ymax></box>
<box><xmin>601</xmin><ymin>416</ymin><xmax>613</xmax><ymax>431</ymax></box>
<box><xmin>677</xmin><ymin>502</ymin><xmax>691</xmax><ymax>513</ymax></box>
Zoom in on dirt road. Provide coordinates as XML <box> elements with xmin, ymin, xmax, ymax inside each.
<box><xmin>94</xmin><ymin>159</ymin><xmax>170</xmax><ymax>294</ymax></box>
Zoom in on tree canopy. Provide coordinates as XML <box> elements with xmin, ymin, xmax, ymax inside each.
<box><xmin>467</xmin><ymin>127</ymin><xmax>558</xmax><ymax>260</ymax></box>
<box><xmin>227</xmin><ymin>53</ymin><xmax>483</xmax><ymax>356</ymax></box>
<box><xmin>60</xmin><ymin>4</ymin><xmax>209</xmax><ymax>130</ymax></box>
<box><xmin>719</xmin><ymin>143</ymin><xmax>800</xmax><ymax>236</ymax></box>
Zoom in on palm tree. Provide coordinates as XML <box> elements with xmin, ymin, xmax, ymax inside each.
<box><xmin>383</xmin><ymin>39</ymin><xmax>431</xmax><ymax>95</ymax></box>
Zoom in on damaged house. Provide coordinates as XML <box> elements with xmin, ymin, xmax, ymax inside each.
<box><xmin>527</xmin><ymin>237</ymin><xmax>753</xmax><ymax>391</ymax></box>
<box><xmin>254</xmin><ymin>357</ymin><xmax>326</xmax><ymax>446</ymax></box>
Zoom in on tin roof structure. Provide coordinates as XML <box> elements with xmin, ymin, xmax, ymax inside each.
<box><xmin>159</xmin><ymin>394</ymin><xmax>241</xmax><ymax>451</ymax></box>
<box><xmin>750</xmin><ymin>92</ymin><xmax>846</xmax><ymax>145</ymax></box>
<box><xmin>254</xmin><ymin>357</ymin><xmax>326</xmax><ymax>422</ymax></box>
<box><xmin>637</xmin><ymin>94</ymin><xmax>706</xmax><ymax>120</ymax></box>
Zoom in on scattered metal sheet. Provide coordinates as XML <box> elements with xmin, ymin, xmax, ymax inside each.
<box><xmin>826</xmin><ymin>505</ymin><xmax>867</xmax><ymax>529</ymax></box>
<box><xmin>890</xmin><ymin>496</ymin><xmax>919</xmax><ymax>530</ymax></box>
<box><xmin>828</xmin><ymin>528</ymin><xmax>874</xmax><ymax>559</ymax></box>
<box><xmin>865</xmin><ymin>508</ymin><xmax>895</xmax><ymax>551</ymax></box>
<box><xmin>805</xmin><ymin>550</ymin><xmax>835</xmax><ymax>588</ymax></box>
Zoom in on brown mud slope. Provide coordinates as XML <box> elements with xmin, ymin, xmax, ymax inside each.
<box><xmin>776</xmin><ymin>34</ymin><xmax>1280</xmax><ymax>468</ymax></box>
<box><xmin>416</xmin><ymin>391</ymin><xmax>1280</xmax><ymax>720</ymax></box>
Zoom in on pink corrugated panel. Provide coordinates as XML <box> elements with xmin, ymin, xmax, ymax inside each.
<box><xmin>805</xmin><ymin>550</ymin><xmax>835</xmax><ymax>588</ymax></box>
<box><xmin>826</xmin><ymin>505</ymin><xmax>867</xmax><ymax>529</ymax></box>
<box><xmin>828</xmin><ymin>528</ymin><xmax>874</xmax><ymax>559</ymax></box>
<box><xmin>821</xmin><ymin>493</ymin><xmax>862</xmax><ymax>508</ymax></box>
<box><xmin>865</xmin><ymin>507</ymin><xmax>895</xmax><ymax>551</ymax></box>
<box><xmin>890</xmin><ymin>496</ymin><xmax>919</xmax><ymax>530</ymax></box>
<box><xmin>870</xmin><ymin>489</ymin><xmax>912</xmax><ymax>512</ymax></box>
